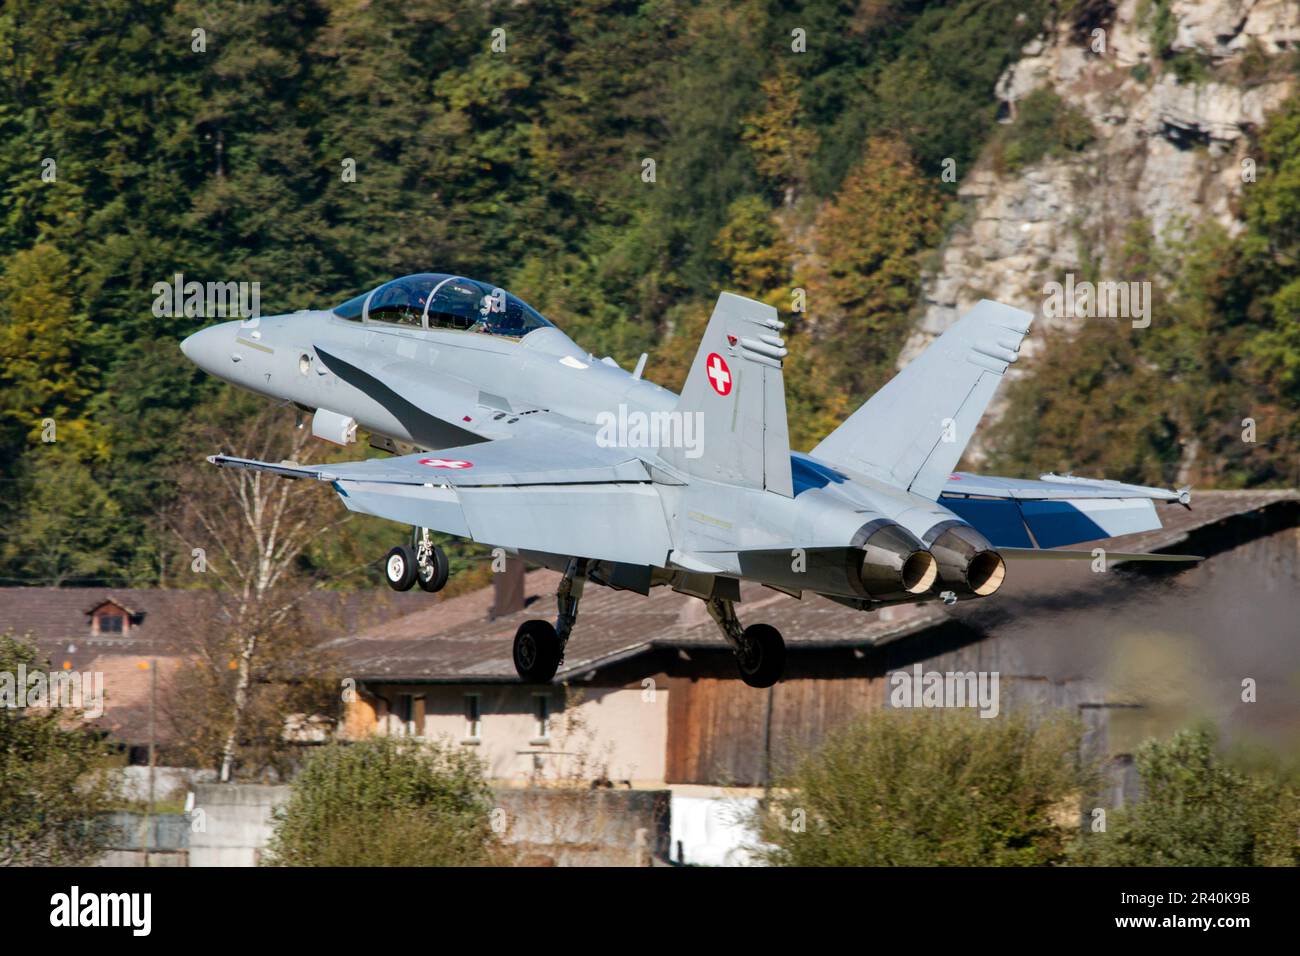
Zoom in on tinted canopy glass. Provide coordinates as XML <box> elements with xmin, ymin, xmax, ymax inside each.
<box><xmin>333</xmin><ymin>273</ymin><xmax>553</xmax><ymax>338</ymax></box>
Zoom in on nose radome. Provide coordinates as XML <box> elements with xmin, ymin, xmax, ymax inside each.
<box><xmin>180</xmin><ymin>323</ymin><xmax>232</xmax><ymax>372</ymax></box>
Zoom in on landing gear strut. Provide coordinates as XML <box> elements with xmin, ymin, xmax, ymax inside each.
<box><xmin>513</xmin><ymin>558</ymin><xmax>586</xmax><ymax>683</ymax></box>
<box><xmin>384</xmin><ymin>528</ymin><xmax>448</xmax><ymax>593</ymax></box>
<box><xmin>706</xmin><ymin>596</ymin><xmax>786</xmax><ymax>688</ymax></box>
<box><xmin>412</xmin><ymin>527</ymin><xmax>449</xmax><ymax>593</ymax></box>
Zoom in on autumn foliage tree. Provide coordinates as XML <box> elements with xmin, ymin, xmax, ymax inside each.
<box><xmin>808</xmin><ymin>136</ymin><xmax>944</xmax><ymax>397</ymax></box>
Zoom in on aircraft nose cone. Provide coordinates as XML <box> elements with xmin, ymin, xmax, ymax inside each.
<box><xmin>180</xmin><ymin>323</ymin><xmax>230</xmax><ymax>373</ymax></box>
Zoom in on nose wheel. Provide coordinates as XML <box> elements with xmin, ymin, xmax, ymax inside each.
<box><xmin>384</xmin><ymin>529</ymin><xmax>448</xmax><ymax>593</ymax></box>
<box><xmin>384</xmin><ymin>545</ymin><xmax>417</xmax><ymax>591</ymax></box>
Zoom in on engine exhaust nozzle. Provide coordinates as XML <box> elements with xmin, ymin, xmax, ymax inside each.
<box><xmin>856</xmin><ymin>523</ymin><xmax>938</xmax><ymax>600</ymax></box>
<box><xmin>929</xmin><ymin>523</ymin><xmax>1006</xmax><ymax>598</ymax></box>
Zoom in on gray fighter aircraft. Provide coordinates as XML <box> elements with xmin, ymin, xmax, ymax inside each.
<box><xmin>180</xmin><ymin>273</ymin><xmax>1196</xmax><ymax>686</ymax></box>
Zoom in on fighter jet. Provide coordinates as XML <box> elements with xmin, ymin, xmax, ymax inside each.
<box><xmin>180</xmin><ymin>273</ymin><xmax>1196</xmax><ymax>686</ymax></box>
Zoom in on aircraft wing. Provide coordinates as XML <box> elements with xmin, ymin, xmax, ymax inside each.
<box><xmin>212</xmin><ymin>427</ymin><xmax>649</xmax><ymax>487</ymax></box>
<box><xmin>208</xmin><ymin>431</ymin><xmax>672</xmax><ymax>567</ymax></box>
<box><xmin>939</xmin><ymin>472</ymin><xmax>1190</xmax><ymax>549</ymax></box>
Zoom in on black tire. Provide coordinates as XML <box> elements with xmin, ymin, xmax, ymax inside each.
<box><xmin>513</xmin><ymin>620</ymin><xmax>562</xmax><ymax>683</ymax></box>
<box><xmin>737</xmin><ymin>623</ymin><xmax>785</xmax><ymax>688</ymax></box>
<box><xmin>384</xmin><ymin>545</ymin><xmax>417</xmax><ymax>591</ymax></box>
<box><xmin>416</xmin><ymin>544</ymin><xmax>450</xmax><ymax>593</ymax></box>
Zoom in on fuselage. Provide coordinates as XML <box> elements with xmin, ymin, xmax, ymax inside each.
<box><xmin>181</xmin><ymin>286</ymin><xmax>1003</xmax><ymax>604</ymax></box>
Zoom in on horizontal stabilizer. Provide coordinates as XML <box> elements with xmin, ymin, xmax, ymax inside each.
<box><xmin>998</xmin><ymin>547</ymin><xmax>1202</xmax><ymax>562</ymax></box>
<box><xmin>941</xmin><ymin>472</ymin><xmax>1190</xmax><ymax>549</ymax></box>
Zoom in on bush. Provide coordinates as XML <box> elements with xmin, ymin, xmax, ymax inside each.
<box><xmin>999</xmin><ymin>88</ymin><xmax>1096</xmax><ymax>172</ymax></box>
<box><xmin>0</xmin><ymin>633</ymin><xmax>121</xmax><ymax>865</ymax></box>
<box><xmin>1072</xmin><ymin>726</ymin><xmax>1300</xmax><ymax>866</ymax></box>
<box><xmin>262</xmin><ymin>736</ymin><xmax>503</xmax><ymax>867</ymax></box>
<box><xmin>751</xmin><ymin>710</ymin><xmax>1088</xmax><ymax>866</ymax></box>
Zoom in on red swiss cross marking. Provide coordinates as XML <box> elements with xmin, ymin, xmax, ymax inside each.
<box><xmin>418</xmin><ymin>458</ymin><xmax>474</xmax><ymax>469</ymax></box>
<box><xmin>705</xmin><ymin>352</ymin><xmax>732</xmax><ymax>396</ymax></box>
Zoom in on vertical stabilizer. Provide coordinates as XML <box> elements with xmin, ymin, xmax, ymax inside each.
<box><xmin>662</xmin><ymin>293</ymin><xmax>793</xmax><ymax>497</ymax></box>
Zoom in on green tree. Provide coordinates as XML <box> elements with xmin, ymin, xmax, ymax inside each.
<box><xmin>752</xmin><ymin>710</ymin><xmax>1088</xmax><ymax>866</ymax></box>
<box><xmin>0</xmin><ymin>633</ymin><xmax>121</xmax><ymax>865</ymax></box>
<box><xmin>1074</xmin><ymin>726</ymin><xmax>1300</xmax><ymax>866</ymax></box>
<box><xmin>263</xmin><ymin>736</ymin><xmax>502</xmax><ymax>866</ymax></box>
<box><xmin>0</xmin><ymin>244</ymin><xmax>98</xmax><ymax>454</ymax></box>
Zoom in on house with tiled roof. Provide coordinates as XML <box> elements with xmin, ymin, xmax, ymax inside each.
<box><xmin>0</xmin><ymin>586</ymin><xmax>427</xmax><ymax>760</ymax></box>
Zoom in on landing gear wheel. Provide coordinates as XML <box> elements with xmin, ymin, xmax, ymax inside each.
<box><xmin>384</xmin><ymin>545</ymin><xmax>417</xmax><ymax>591</ymax></box>
<box><xmin>736</xmin><ymin>623</ymin><xmax>785</xmax><ymax>688</ymax></box>
<box><xmin>416</xmin><ymin>544</ymin><xmax>449</xmax><ymax>593</ymax></box>
<box><xmin>513</xmin><ymin>620</ymin><xmax>562</xmax><ymax>683</ymax></box>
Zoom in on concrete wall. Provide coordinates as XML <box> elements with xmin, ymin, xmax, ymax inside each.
<box><xmin>99</xmin><ymin>811</ymin><xmax>190</xmax><ymax>867</ymax></box>
<box><xmin>497</xmin><ymin>788</ymin><xmax>671</xmax><ymax>866</ymax></box>
<box><xmin>181</xmin><ymin>782</ymin><xmax>671</xmax><ymax>866</ymax></box>
<box><xmin>357</xmin><ymin>682</ymin><xmax>669</xmax><ymax>786</ymax></box>
<box><xmin>118</xmin><ymin>765</ymin><xmax>218</xmax><ymax>803</ymax></box>
<box><xmin>188</xmin><ymin>783</ymin><xmax>290</xmax><ymax>867</ymax></box>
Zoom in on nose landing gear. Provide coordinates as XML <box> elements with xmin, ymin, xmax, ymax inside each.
<box><xmin>384</xmin><ymin>528</ymin><xmax>449</xmax><ymax>593</ymax></box>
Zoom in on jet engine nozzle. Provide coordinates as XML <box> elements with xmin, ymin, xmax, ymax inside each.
<box><xmin>857</xmin><ymin>523</ymin><xmax>938</xmax><ymax>600</ymax></box>
<box><xmin>929</xmin><ymin>524</ymin><xmax>1006</xmax><ymax>597</ymax></box>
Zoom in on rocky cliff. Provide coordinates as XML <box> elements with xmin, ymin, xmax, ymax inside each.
<box><xmin>907</xmin><ymin>0</ymin><xmax>1299</xmax><ymax>380</ymax></box>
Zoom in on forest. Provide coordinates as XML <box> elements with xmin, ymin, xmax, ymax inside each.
<box><xmin>1</xmin><ymin>0</ymin><xmax>1297</xmax><ymax>591</ymax></box>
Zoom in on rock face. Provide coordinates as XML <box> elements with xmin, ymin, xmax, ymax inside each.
<box><xmin>907</xmin><ymin>0</ymin><xmax>1297</xmax><ymax>387</ymax></box>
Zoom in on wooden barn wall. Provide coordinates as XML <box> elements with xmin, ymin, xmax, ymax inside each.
<box><xmin>664</xmin><ymin>514</ymin><xmax>1300</xmax><ymax>786</ymax></box>
<box><xmin>667</xmin><ymin>668</ymin><xmax>1108</xmax><ymax>786</ymax></box>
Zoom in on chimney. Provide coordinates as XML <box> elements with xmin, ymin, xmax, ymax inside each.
<box><xmin>490</xmin><ymin>558</ymin><xmax>525</xmax><ymax>620</ymax></box>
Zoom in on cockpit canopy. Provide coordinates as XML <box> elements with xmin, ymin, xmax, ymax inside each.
<box><xmin>333</xmin><ymin>273</ymin><xmax>553</xmax><ymax>339</ymax></box>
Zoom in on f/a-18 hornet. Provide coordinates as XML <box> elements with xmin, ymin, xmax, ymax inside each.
<box><xmin>181</xmin><ymin>274</ymin><xmax>1195</xmax><ymax>687</ymax></box>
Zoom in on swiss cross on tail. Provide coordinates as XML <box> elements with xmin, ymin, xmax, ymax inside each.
<box><xmin>705</xmin><ymin>352</ymin><xmax>732</xmax><ymax>395</ymax></box>
<box><xmin>418</xmin><ymin>457</ymin><xmax>473</xmax><ymax>469</ymax></box>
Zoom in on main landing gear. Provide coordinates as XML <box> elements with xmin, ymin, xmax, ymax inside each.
<box><xmin>513</xmin><ymin>558</ymin><xmax>586</xmax><ymax>683</ymax></box>
<box><xmin>706</xmin><ymin>596</ymin><xmax>786</xmax><ymax>688</ymax></box>
<box><xmin>384</xmin><ymin>528</ymin><xmax>449</xmax><ymax>593</ymax></box>
<box><xmin>508</xmin><ymin>563</ymin><xmax>786</xmax><ymax>687</ymax></box>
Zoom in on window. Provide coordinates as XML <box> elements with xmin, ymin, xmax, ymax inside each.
<box><xmin>464</xmin><ymin>694</ymin><xmax>481</xmax><ymax>741</ymax></box>
<box><xmin>396</xmin><ymin>694</ymin><xmax>423</xmax><ymax>737</ymax></box>
<box><xmin>366</xmin><ymin>275</ymin><xmax>440</xmax><ymax>327</ymax></box>
<box><xmin>331</xmin><ymin>291</ymin><xmax>368</xmax><ymax>321</ymax></box>
<box><xmin>97</xmin><ymin>613</ymin><xmax>124</xmax><ymax>635</ymax></box>
<box><xmin>533</xmin><ymin>694</ymin><xmax>551</xmax><ymax>741</ymax></box>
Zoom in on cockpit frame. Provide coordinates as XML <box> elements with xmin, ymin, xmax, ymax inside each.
<box><xmin>333</xmin><ymin>273</ymin><xmax>553</xmax><ymax>341</ymax></box>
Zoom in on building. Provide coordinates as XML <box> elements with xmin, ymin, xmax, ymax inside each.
<box><xmin>330</xmin><ymin>490</ymin><xmax>1300</xmax><ymax>797</ymax></box>
<box><xmin>0</xmin><ymin>585</ymin><xmax>427</xmax><ymax>762</ymax></box>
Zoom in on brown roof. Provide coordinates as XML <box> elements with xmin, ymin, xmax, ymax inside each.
<box><xmin>327</xmin><ymin>490</ymin><xmax>1299</xmax><ymax>683</ymax></box>
<box><xmin>0</xmin><ymin>586</ymin><xmax>429</xmax><ymax>665</ymax></box>
<box><xmin>0</xmin><ymin>586</ymin><xmax>430</xmax><ymax>745</ymax></box>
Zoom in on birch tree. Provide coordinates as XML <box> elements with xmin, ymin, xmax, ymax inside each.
<box><xmin>165</xmin><ymin>401</ymin><xmax>351</xmax><ymax>780</ymax></box>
